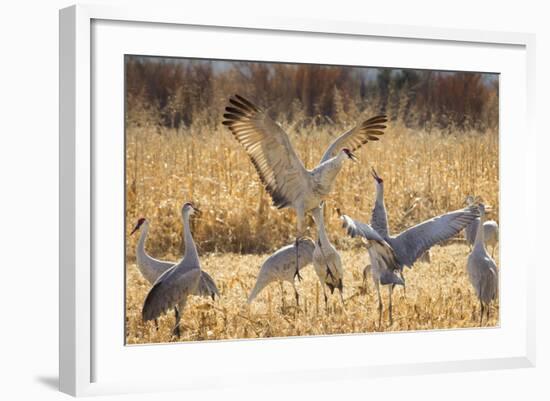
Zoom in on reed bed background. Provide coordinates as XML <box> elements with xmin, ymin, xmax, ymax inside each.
<box><xmin>125</xmin><ymin>57</ymin><xmax>499</xmax><ymax>343</ymax></box>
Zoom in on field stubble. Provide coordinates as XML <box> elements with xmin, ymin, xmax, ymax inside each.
<box><xmin>125</xmin><ymin>121</ymin><xmax>499</xmax><ymax>343</ymax></box>
<box><xmin>126</xmin><ymin>244</ymin><xmax>499</xmax><ymax>344</ymax></box>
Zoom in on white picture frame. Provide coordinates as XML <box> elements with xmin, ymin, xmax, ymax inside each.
<box><xmin>59</xmin><ymin>4</ymin><xmax>536</xmax><ymax>397</ymax></box>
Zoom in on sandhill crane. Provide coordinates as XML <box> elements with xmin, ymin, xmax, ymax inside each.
<box><xmin>361</xmin><ymin>249</ymin><xmax>430</xmax><ymax>294</ymax></box>
<box><xmin>223</xmin><ymin>95</ymin><xmax>387</xmax><ymax>280</ymax></box>
<box><xmin>142</xmin><ymin>203</ymin><xmax>205</xmax><ymax>338</ymax></box>
<box><xmin>466</xmin><ymin>203</ymin><xmax>498</xmax><ymax>325</ymax></box>
<box><xmin>464</xmin><ymin>196</ymin><xmax>499</xmax><ymax>257</ymax></box>
<box><xmin>311</xmin><ymin>204</ymin><xmax>346</xmax><ymax>311</ymax></box>
<box><xmin>130</xmin><ymin>218</ymin><xmax>220</xmax><ymax>301</ymax></box>
<box><xmin>247</xmin><ymin>238</ymin><xmax>315</xmax><ymax>306</ymax></box>
<box><xmin>340</xmin><ymin>213</ymin><xmax>404</xmax><ymax>326</ymax></box>
<box><xmin>368</xmin><ymin>168</ymin><xmax>480</xmax><ymax>273</ymax></box>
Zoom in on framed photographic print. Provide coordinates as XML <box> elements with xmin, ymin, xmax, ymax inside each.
<box><xmin>59</xmin><ymin>4</ymin><xmax>536</xmax><ymax>397</ymax></box>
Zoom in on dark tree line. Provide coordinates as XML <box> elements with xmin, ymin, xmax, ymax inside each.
<box><xmin>126</xmin><ymin>56</ymin><xmax>498</xmax><ymax>132</ymax></box>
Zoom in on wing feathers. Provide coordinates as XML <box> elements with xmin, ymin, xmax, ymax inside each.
<box><xmin>320</xmin><ymin>115</ymin><xmax>387</xmax><ymax>163</ymax></box>
<box><xmin>391</xmin><ymin>205</ymin><xmax>480</xmax><ymax>267</ymax></box>
<box><xmin>340</xmin><ymin>214</ymin><xmax>402</xmax><ymax>280</ymax></box>
<box><xmin>223</xmin><ymin>95</ymin><xmax>308</xmax><ymax>209</ymax></box>
<box><xmin>142</xmin><ymin>268</ymin><xmax>201</xmax><ymax>321</ymax></box>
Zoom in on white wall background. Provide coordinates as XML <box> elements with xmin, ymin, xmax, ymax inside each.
<box><xmin>0</xmin><ymin>1</ymin><xmax>547</xmax><ymax>400</ymax></box>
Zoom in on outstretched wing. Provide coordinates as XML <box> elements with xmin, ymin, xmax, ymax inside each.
<box><xmin>340</xmin><ymin>214</ymin><xmax>401</xmax><ymax>277</ymax></box>
<box><xmin>319</xmin><ymin>115</ymin><xmax>387</xmax><ymax>163</ymax></box>
<box><xmin>223</xmin><ymin>95</ymin><xmax>309</xmax><ymax>209</ymax></box>
<box><xmin>391</xmin><ymin>205</ymin><xmax>480</xmax><ymax>267</ymax></box>
<box><xmin>142</xmin><ymin>267</ymin><xmax>201</xmax><ymax>321</ymax></box>
<box><xmin>341</xmin><ymin>214</ymin><xmax>386</xmax><ymax>242</ymax></box>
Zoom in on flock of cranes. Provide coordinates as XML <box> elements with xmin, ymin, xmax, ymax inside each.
<box><xmin>129</xmin><ymin>94</ymin><xmax>500</xmax><ymax>338</ymax></box>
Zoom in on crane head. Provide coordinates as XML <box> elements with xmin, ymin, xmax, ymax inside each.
<box><xmin>183</xmin><ymin>202</ymin><xmax>201</xmax><ymax>216</ymax></box>
<box><xmin>130</xmin><ymin>217</ymin><xmax>146</xmax><ymax>235</ymax></box>
<box><xmin>342</xmin><ymin>148</ymin><xmax>358</xmax><ymax>162</ymax></box>
<box><xmin>371</xmin><ymin>167</ymin><xmax>383</xmax><ymax>184</ymax></box>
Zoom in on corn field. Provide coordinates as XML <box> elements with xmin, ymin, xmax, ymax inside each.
<box><xmin>125</xmin><ymin>121</ymin><xmax>499</xmax><ymax>344</ymax></box>
<box><xmin>125</xmin><ymin>123</ymin><xmax>498</xmax><ymax>257</ymax></box>
<box><xmin>125</xmin><ymin>57</ymin><xmax>499</xmax><ymax>344</ymax></box>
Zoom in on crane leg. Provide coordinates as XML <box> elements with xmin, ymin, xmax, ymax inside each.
<box><xmin>293</xmin><ymin>211</ymin><xmax>305</xmax><ymax>282</ymax></box>
<box><xmin>399</xmin><ymin>270</ymin><xmax>406</xmax><ymax>297</ymax></box>
<box><xmin>479</xmin><ymin>301</ymin><xmax>484</xmax><ymax>326</ymax></box>
<box><xmin>319</xmin><ymin>281</ymin><xmax>328</xmax><ymax>313</ymax></box>
<box><xmin>292</xmin><ymin>281</ymin><xmax>300</xmax><ymax>307</ymax></box>
<box><xmin>375</xmin><ymin>280</ymin><xmax>383</xmax><ymax>328</ymax></box>
<box><xmin>293</xmin><ymin>237</ymin><xmax>304</xmax><ymax>282</ymax></box>
<box><xmin>154</xmin><ymin>319</ymin><xmax>159</xmax><ymax>331</ymax></box>
<box><xmin>388</xmin><ymin>285</ymin><xmax>394</xmax><ymax>326</ymax></box>
<box><xmin>173</xmin><ymin>306</ymin><xmax>181</xmax><ymax>338</ymax></box>
<box><xmin>338</xmin><ymin>288</ymin><xmax>345</xmax><ymax>309</ymax></box>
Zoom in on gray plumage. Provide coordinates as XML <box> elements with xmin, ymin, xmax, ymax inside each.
<box><xmin>247</xmin><ymin>238</ymin><xmax>315</xmax><ymax>305</ymax></box>
<box><xmin>131</xmin><ymin>218</ymin><xmax>219</xmax><ymax>300</ymax></box>
<box><xmin>467</xmin><ymin>204</ymin><xmax>498</xmax><ymax>325</ymax></box>
<box><xmin>387</xmin><ymin>205</ymin><xmax>480</xmax><ymax>268</ymax></box>
<box><xmin>464</xmin><ymin>195</ymin><xmax>499</xmax><ymax>257</ymax></box>
<box><xmin>141</xmin><ymin>203</ymin><xmax>206</xmax><ymax>337</ymax></box>
<box><xmin>340</xmin><ymin>213</ymin><xmax>404</xmax><ymax>326</ymax></box>
<box><xmin>370</xmin><ymin>168</ymin><xmax>389</xmax><ymax>237</ymax></box>
<box><xmin>340</xmin><ymin>215</ymin><xmax>402</xmax><ymax>284</ymax></box>
<box><xmin>340</xmin><ymin>169</ymin><xmax>479</xmax><ymax>326</ymax></box>
<box><xmin>464</xmin><ymin>218</ymin><xmax>499</xmax><ymax>257</ymax></box>
<box><xmin>142</xmin><ymin>267</ymin><xmax>201</xmax><ymax>323</ymax></box>
<box><xmin>223</xmin><ymin>94</ymin><xmax>386</xmax><ymax>279</ymax></box>
<box><xmin>312</xmin><ymin>205</ymin><xmax>345</xmax><ymax>309</ymax></box>
<box><xmin>370</xmin><ymin>170</ymin><xmax>480</xmax><ymax>270</ymax></box>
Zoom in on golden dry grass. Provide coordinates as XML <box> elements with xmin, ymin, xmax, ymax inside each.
<box><xmin>125</xmin><ymin>123</ymin><xmax>498</xmax><ymax>256</ymax></box>
<box><xmin>125</xmin><ymin>120</ymin><xmax>499</xmax><ymax>343</ymax></box>
<box><xmin>126</xmin><ymin>244</ymin><xmax>499</xmax><ymax>344</ymax></box>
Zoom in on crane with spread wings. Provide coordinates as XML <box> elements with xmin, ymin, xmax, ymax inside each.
<box><xmin>223</xmin><ymin>94</ymin><xmax>387</xmax><ymax>281</ymax></box>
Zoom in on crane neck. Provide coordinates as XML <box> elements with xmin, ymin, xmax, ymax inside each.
<box><xmin>375</xmin><ymin>182</ymin><xmax>384</xmax><ymax>204</ymax></box>
<box><xmin>182</xmin><ymin>211</ymin><xmax>199</xmax><ymax>266</ymax></box>
<box><xmin>312</xmin><ymin>207</ymin><xmax>330</xmax><ymax>248</ymax></box>
<box><xmin>136</xmin><ymin>221</ymin><xmax>149</xmax><ymax>256</ymax></box>
<box><xmin>474</xmin><ymin>212</ymin><xmax>485</xmax><ymax>250</ymax></box>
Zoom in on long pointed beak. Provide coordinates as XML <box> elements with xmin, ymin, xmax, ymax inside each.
<box><xmin>130</xmin><ymin>225</ymin><xmax>140</xmax><ymax>235</ymax></box>
<box><xmin>371</xmin><ymin>167</ymin><xmax>380</xmax><ymax>181</ymax></box>
<box><xmin>193</xmin><ymin>207</ymin><xmax>202</xmax><ymax>216</ymax></box>
<box><xmin>349</xmin><ymin>152</ymin><xmax>358</xmax><ymax>162</ymax></box>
